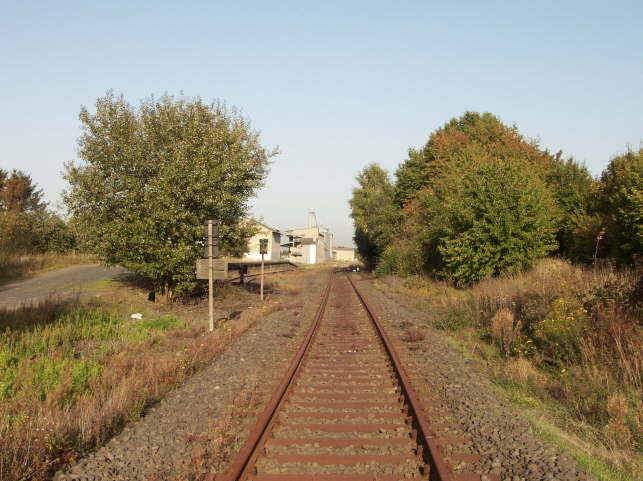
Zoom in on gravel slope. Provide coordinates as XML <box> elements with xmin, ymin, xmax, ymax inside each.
<box><xmin>352</xmin><ymin>273</ymin><xmax>596</xmax><ymax>481</ymax></box>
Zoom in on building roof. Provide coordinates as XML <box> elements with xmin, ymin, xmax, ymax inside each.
<box><xmin>249</xmin><ymin>219</ymin><xmax>280</xmax><ymax>234</ymax></box>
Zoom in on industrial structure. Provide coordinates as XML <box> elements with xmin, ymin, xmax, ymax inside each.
<box><xmin>244</xmin><ymin>211</ymin><xmax>349</xmax><ymax>265</ymax></box>
<box><xmin>283</xmin><ymin>209</ymin><xmax>333</xmax><ymax>265</ymax></box>
<box><xmin>332</xmin><ymin>246</ymin><xmax>356</xmax><ymax>262</ymax></box>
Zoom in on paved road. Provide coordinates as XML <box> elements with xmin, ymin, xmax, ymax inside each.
<box><xmin>0</xmin><ymin>264</ymin><xmax>127</xmax><ymax>309</ymax></box>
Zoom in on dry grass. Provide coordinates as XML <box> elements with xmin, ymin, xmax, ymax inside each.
<box><xmin>0</xmin><ymin>252</ymin><xmax>95</xmax><ymax>284</ymax></box>
<box><xmin>0</xmin><ymin>299</ymin><xmax>262</xmax><ymax>481</ymax></box>
<box><xmin>490</xmin><ymin>308</ymin><xmax>520</xmax><ymax>355</ymax></box>
<box><xmin>388</xmin><ymin>258</ymin><xmax>642</xmax><ymax>479</ymax></box>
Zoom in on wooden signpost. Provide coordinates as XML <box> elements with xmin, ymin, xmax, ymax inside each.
<box><xmin>259</xmin><ymin>238</ymin><xmax>268</xmax><ymax>300</ymax></box>
<box><xmin>196</xmin><ymin>220</ymin><xmax>228</xmax><ymax>332</ymax></box>
<box><xmin>195</xmin><ymin>258</ymin><xmax>228</xmax><ymax>280</ymax></box>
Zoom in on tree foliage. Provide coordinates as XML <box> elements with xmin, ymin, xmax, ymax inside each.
<box><xmin>0</xmin><ymin>169</ymin><xmax>44</xmax><ymax>214</ymax></box>
<box><xmin>370</xmin><ymin>112</ymin><xmax>560</xmax><ymax>283</ymax></box>
<box><xmin>0</xmin><ymin>169</ymin><xmax>73</xmax><ymax>254</ymax></box>
<box><xmin>415</xmin><ymin>148</ymin><xmax>558</xmax><ymax>284</ymax></box>
<box><xmin>352</xmin><ymin>110</ymin><xmax>641</xmax><ymax>282</ymax></box>
<box><xmin>545</xmin><ymin>154</ymin><xmax>599</xmax><ymax>262</ymax></box>
<box><xmin>394</xmin><ymin>112</ymin><xmax>551</xmax><ymax>206</ymax></box>
<box><xmin>349</xmin><ymin>164</ymin><xmax>401</xmax><ymax>269</ymax></box>
<box><xmin>598</xmin><ymin>148</ymin><xmax>642</xmax><ymax>266</ymax></box>
<box><xmin>64</xmin><ymin>92</ymin><xmax>275</xmax><ymax>298</ymax></box>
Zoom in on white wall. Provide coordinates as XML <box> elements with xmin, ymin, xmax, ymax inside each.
<box><xmin>244</xmin><ymin>225</ymin><xmax>281</xmax><ymax>261</ymax></box>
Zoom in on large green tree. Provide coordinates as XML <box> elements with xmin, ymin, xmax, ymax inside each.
<box><xmin>390</xmin><ymin>112</ymin><xmax>559</xmax><ymax>283</ymax></box>
<box><xmin>349</xmin><ymin>164</ymin><xmax>401</xmax><ymax>269</ymax></box>
<box><xmin>64</xmin><ymin>92</ymin><xmax>276</xmax><ymax>298</ymax></box>
<box><xmin>415</xmin><ymin>146</ymin><xmax>558</xmax><ymax>284</ymax></box>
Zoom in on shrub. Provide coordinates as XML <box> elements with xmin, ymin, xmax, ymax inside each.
<box><xmin>533</xmin><ymin>297</ymin><xmax>587</xmax><ymax>366</ymax></box>
<box><xmin>490</xmin><ymin>308</ymin><xmax>520</xmax><ymax>356</ymax></box>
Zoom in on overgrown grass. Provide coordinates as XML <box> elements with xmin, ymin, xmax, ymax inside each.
<box><xmin>387</xmin><ymin>258</ymin><xmax>642</xmax><ymax>480</ymax></box>
<box><xmin>0</xmin><ymin>252</ymin><xmax>95</xmax><ymax>284</ymax></box>
<box><xmin>0</xmin><ymin>299</ymin><xmax>260</xmax><ymax>481</ymax></box>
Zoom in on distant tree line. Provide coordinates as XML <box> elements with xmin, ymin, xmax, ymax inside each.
<box><xmin>350</xmin><ymin>112</ymin><xmax>642</xmax><ymax>284</ymax></box>
<box><xmin>0</xmin><ymin>169</ymin><xmax>76</xmax><ymax>255</ymax></box>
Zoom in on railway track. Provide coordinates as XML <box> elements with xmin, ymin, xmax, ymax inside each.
<box><xmin>217</xmin><ymin>272</ymin><xmax>496</xmax><ymax>481</ymax></box>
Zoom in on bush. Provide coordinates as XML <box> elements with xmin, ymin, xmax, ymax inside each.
<box><xmin>533</xmin><ymin>297</ymin><xmax>587</xmax><ymax>366</ymax></box>
<box><xmin>374</xmin><ymin>241</ymin><xmax>424</xmax><ymax>277</ymax></box>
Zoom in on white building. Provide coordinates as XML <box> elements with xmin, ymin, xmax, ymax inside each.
<box><xmin>333</xmin><ymin>246</ymin><xmax>356</xmax><ymax>262</ymax></box>
<box><xmin>284</xmin><ymin>226</ymin><xmax>331</xmax><ymax>264</ymax></box>
<box><xmin>243</xmin><ymin>220</ymin><xmax>281</xmax><ymax>261</ymax></box>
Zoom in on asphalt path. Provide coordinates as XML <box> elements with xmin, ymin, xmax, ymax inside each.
<box><xmin>0</xmin><ymin>264</ymin><xmax>127</xmax><ymax>309</ymax></box>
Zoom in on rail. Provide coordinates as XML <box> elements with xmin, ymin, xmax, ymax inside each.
<box><xmin>216</xmin><ymin>270</ymin><xmax>496</xmax><ymax>481</ymax></box>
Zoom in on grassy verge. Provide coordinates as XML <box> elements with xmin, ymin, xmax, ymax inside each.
<box><xmin>0</xmin><ymin>296</ymin><xmax>265</xmax><ymax>481</ymax></box>
<box><xmin>376</xmin><ymin>258</ymin><xmax>642</xmax><ymax>481</ymax></box>
<box><xmin>0</xmin><ymin>252</ymin><xmax>96</xmax><ymax>284</ymax></box>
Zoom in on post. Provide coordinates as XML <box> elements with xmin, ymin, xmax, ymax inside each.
<box><xmin>259</xmin><ymin>238</ymin><xmax>268</xmax><ymax>301</ymax></box>
<box><xmin>208</xmin><ymin>220</ymin><xmax>214</xmax><ymax>332</ymax></box>
<box><xmin>260</xmin><ymin>252</ymin><xmax>265</xmax><ymax>300</ymax></box>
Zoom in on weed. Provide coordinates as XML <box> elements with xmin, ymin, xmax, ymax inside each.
<box><xmin>0</xmin><ymin>300</ymin><xmax>260</xmax><ymax>481</ymax></box>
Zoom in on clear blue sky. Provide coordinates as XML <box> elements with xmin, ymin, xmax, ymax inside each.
<box><xmin>1</xmin><ymin>1</ymin><xmax>641</xmax><ymax>245</ymax></box>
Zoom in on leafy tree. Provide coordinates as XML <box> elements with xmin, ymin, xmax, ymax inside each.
<box><xmin>349</xmin><ymin>164</ymin><xmax>401</xmax><ymax>269</ymax></box>
<box><xmin>394</xmin><ymin>112</ymin><xmax>551</xmax><ymax>206</ymax></box>
<box><xmin>389</xmin><ymin>112</ymin><xmax>559</xmax><ymax>283</ymax></box>
<box><xmin>545</xmin><ymin>153</ymin><xmax>598</xmax><ymax>262</ymax></box>
<box><xmin>64</xmin><ymin>92</ymin><xmax>276</xmax><ymax>299</ymax></box>
<box><xmin>33</xmin><ymin>211</ymin><xmax>76</xmax><ymax>253</ymax></box>
<box><xmin>0</xmin><ymin>169</ymin><xmax>47</xmax><ymax>253</ymax></box>
<box><xmin>598</xmin><ymin>148</ymin><xmax>642</xmax><ymax>266</ymax></box>
<box><xmin>0</xmin><ymin>169</ymin><xmax>44</xmax><ymax>214</ymax></box>
<box><xmin>394</xmin><ymin>148</ymin><xmax>425</xmax><ymax>207</ymax></box>
<box><xmin>416</xmin><ymin>147</ymin><xmax>558</xmax><ymax>284</ymax></box>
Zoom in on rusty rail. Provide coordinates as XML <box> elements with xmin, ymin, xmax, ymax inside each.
<box><xmin>346</xmin><ymin>274</ymin><xmax>454</xmax><ymax>481</ymax></box>
<box><xmin>217</xmin><ymin>272</ymin><xmax>332</xmax><ymax>481</ymax></box>
<box><xmin>217</xmin><ymin>271</ymin><xmax>496</xmax><ymax>481</ymax></box>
